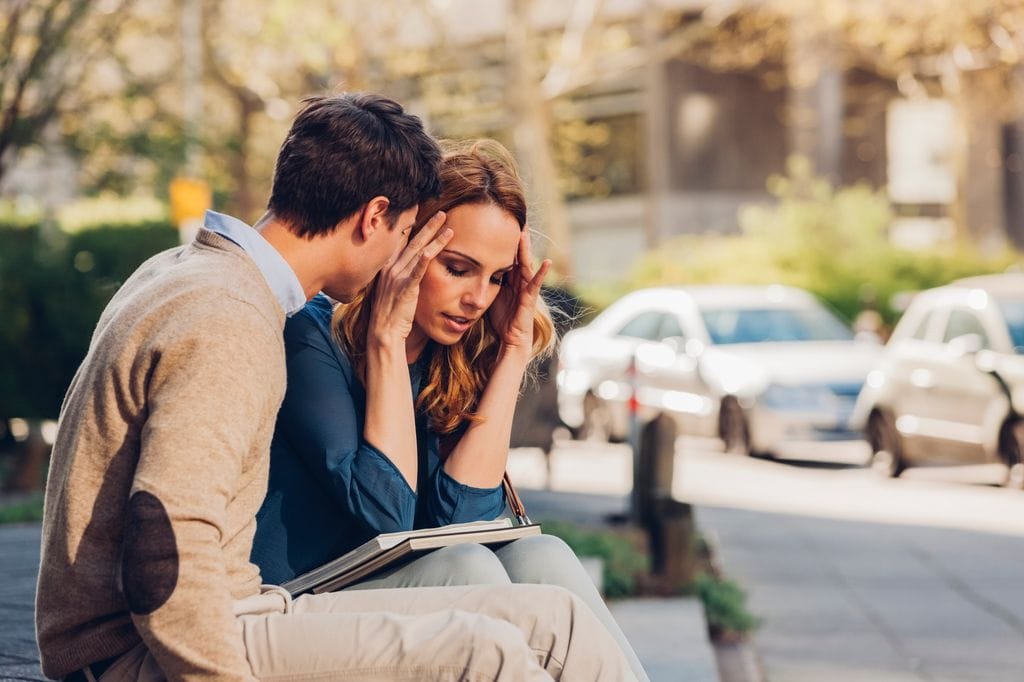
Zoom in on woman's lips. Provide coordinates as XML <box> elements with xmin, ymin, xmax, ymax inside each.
<box><xmin>441</xmin><ymin>313</ymin><xmax>473</xmax><ymax>333</ymax></box>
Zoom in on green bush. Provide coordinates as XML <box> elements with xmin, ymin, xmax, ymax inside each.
<box><xmin>540</xmin><ymin>519</ymin><xmax>649</xmax><ymax>598</ymax></box>
<box><xmin>0</xmin><ymin>493</ymin><xmax>44</xmax><ymax>524</ymax></box>
<box><xmin>693</xmin><ymin>573</ymin><xmax>758</xmax><ymax>636</ymax></box>
<box><xmin>0</xmin><ymin>221</ymin><xmax>178</xmax><ymax>418</ymax></box>
<box><xmin>627</xmin><ymin>156</ymin><xmax>1019</xmax><ymax>324</ymax></box>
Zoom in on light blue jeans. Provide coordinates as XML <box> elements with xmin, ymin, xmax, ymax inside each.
<box><xmin>343</xmin><ymin>534</ymin><xmax>650</xmax><ymax>682</ymax></box>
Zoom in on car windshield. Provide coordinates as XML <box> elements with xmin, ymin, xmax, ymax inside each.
<box><xmin>996</xmin><ymin>298</ymin><xmax>1024</xmax><ymax>353</ymax></box>
<box><xmin>701</xmin><ymin>306</ymin><xmax>853</xmax><ymax>345</ymax></box>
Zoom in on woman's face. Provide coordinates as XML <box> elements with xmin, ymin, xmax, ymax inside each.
<box><xmin>414</xmin><ymin>202</ymin><xmax>520</xmax><ymax>345</ymax></box>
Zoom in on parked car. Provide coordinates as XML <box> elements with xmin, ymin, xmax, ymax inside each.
<box><xmin>557</xmin><ymin>285</ymin><xmax>881</xmax><ymax>456</ymax></box>
<box><xmin>852</xmin><ymin>274</ymin><xmax>1024</xmax><ymax>484</ymax></box>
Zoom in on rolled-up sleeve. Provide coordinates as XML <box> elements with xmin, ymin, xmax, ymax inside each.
<box><xmin>274</xmin><ymin>300</ymin><xmax>417</xmax><ymax>536</ymax></box>
<box><xmin>422</xmin><ymin>449</ymin><xmax>506</xmax><ymax>526</ymax></box>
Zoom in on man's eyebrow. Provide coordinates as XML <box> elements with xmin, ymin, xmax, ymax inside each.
<box><xmin>442</xmin><ymin>249</ymin><xmax>515</xmax><ymax>272</ymax></box>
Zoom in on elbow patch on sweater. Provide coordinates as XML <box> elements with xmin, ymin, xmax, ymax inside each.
<box><xmin>122</xmin><ymin>491</ymin><xmax>179</xmax><ymax>615</ymax></box>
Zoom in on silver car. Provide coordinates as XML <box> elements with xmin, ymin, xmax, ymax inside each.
<box><xmin>557</xmin><ymin>285</ymin><xmax>881</xmax><ymax>456</ymax></box>
<box><xmin>852</xmin><ymin>274</ymin><xmax>1024</xmax><ymax>484</ymax></box>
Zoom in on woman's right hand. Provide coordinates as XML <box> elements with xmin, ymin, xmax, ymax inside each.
<box><xmin>368</xmin><ymin>211</ymin><xmax>451</xmax><ymax>348</ymax></box>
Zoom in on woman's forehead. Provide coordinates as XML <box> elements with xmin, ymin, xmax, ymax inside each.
<box><xmin>444</xmin><ymin>203</ymin><xmax>520</xmax><ymax>266</ymax></box>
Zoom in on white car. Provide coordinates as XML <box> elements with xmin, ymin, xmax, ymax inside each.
<box><xmin>852</xmin><ymin>274</ymin><xmax>1024</xmax><ymax>482</ymax></box>
<box><xmin>557</xmin><ymin>285</ymin><xmax>881</xmax><ymax>456</ymax></box>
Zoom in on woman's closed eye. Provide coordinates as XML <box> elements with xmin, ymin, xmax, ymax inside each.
<box><xmin>445</xmin><ymin>263</ymin><xmax>506</xmax><ymax>286</ymax></box>
<box><xmin>445</xmin><ymin>264</ymin><xmax>469</xmax><ymax>278</ymax></box>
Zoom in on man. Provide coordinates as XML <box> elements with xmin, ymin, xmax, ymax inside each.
<box><xmin>35</xmin><ymin>93</ymin><xmax>635</xmax><ymax>681</ymax></box>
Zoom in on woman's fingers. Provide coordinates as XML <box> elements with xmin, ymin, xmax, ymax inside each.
<box><xmin>394</xmin><ymin>211</ymin><xmax>447</xmax><ymax>274</ymax></box>
<box><xmin>528</xmin><ymin>259</ymin><xmax>551</xmax><ymax>297</ymax></box>
<box><xmin>407</xmin><ymin>227</ymin><xmax>453</xmax><ymax>283</ymax></box>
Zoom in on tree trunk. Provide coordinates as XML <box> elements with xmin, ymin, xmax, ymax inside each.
<box><xmin>506</xmin><ymin>0</ymin><xmax>574</xmax><ymax>281</ymax></box>
<box><xmin>230</xmin><ymin>93</ymin><xmax>261</xmax><ymax>221</ymax></box>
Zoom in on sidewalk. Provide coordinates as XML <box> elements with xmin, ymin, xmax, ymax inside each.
<box><xmin>521</xmin><ymin>487</ymin><xmax>721</xmax><ymax>682</ymax></box>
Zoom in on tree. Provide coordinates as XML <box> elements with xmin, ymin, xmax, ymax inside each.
<box><xmin>0</xmin><ymin>0</ymin><xmax>133</xmax><ymax>185</ymax></box>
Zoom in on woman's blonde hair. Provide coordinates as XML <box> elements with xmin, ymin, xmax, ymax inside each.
<box><xmin>332</xmin><ymin>139</ymin><xmax>556</xmax><ymax>441</ymax></box>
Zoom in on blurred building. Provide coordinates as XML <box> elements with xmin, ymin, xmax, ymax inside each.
<box><xmin>391</xmin><ymin>1</ymin><xmax>1020</xmax><ymax>283</ymax></box>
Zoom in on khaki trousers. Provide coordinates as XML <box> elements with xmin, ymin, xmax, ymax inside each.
<box><xmin>101</xmin><ymin>583</ymin><xmax>637</xmax><ymax>681</ymax></box>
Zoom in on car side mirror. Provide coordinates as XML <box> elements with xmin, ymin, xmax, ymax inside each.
<box><xmin>948</xmin><ymin>333</ymin><xmax>984</xmax><ymax>358</ymax></box>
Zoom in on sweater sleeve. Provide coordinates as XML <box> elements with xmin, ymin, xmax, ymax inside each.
<box><xmin>124</xmin><ymin>302</ymin><xmax>281</xmax><ymax>681</ymax></box>
<box><xmin>273</xmin><ymin>303</ymin><xmax>417</xmax><ymax>536</ymax></box>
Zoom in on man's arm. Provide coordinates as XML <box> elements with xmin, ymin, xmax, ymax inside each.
<box><xmin>123</xmin><ymin>302</ymin><xmax>282</xmax><ymax>680</ymax></box>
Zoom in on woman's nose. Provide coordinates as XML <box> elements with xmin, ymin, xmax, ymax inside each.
<box><xmin>462</xmin><ymin>279</ymin><xmax>489</xmax><ymax>310</ymax></box>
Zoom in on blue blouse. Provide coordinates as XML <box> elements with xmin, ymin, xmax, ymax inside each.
<box><xmin>251</xmin><ymin>294</ymin><xmax>506</xmax><ymax>584</ymax></box>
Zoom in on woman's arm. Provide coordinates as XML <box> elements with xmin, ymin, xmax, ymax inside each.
<box><xmin>443</xmin><ymin>229</ymin><xmax>551</xmax><ymax>488</ymax></box>
<box><xmin>362</xmin><ymin>213</ymin><xmax>452</xmax><ymax>490</ymax></box>
<box><xmin>275</xmin><ymin>301</ymin><xmax>417</xmax><ymax>536</ymax></box>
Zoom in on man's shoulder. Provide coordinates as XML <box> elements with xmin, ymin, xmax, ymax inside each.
<box><xmin>101</xmin><ymin>241</ymin><xmax>285</xmax><ymax>354</ymax></box>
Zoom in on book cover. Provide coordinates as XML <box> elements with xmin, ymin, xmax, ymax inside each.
<box><xmin>282</xmin><ymin>519</ymin><xmax>541</xmax><ymax>596</ymax></box>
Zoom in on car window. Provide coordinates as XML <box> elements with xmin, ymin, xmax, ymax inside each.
<box><xmin>615</xmin><ymin>311</ymin><xmax>665</xmax><ymax>340</ymax></box>
<box><xmin>910</xmin><ymin>309</ymin><xmax>934</xmax><ymax>340</ymax></box>
<box><xmin>700</xmin><ymin>306</ymin><xmax>853</xmax><ymax>344</ymax></box>
<box><xmin>996</xmin><ymin>297</ymin><xmax>1024</xmax><ymax>353</ymax></box>
<box><xmin>659</xmin><ymin>315</ymin><xmax>685</xmax><ymax>341</ymax></box>
<box><xmin>942</xmin><ymin>309</ymin><xmax>990</xmax><ymax>348</ymax></box>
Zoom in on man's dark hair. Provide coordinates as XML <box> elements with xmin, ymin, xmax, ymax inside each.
<box><xmin>269</xmin><ymin>93</ymin><xmax>442</xmax><ymax>238</ymax></box>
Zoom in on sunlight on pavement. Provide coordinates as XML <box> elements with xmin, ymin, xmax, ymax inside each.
<box><xmin>510</xmin><ymin>437</ymin><xmax>1024</xmax><ymax>539</ymax></box>
<box><xmin>507</xmin><ymin>441</ymin><xmax>633</xmax><ymax>495</ymax></box>
<box><xmin>675</xmin><ymin>441</ymin><xmax>1024</xmax><ymax>539</ymax></box>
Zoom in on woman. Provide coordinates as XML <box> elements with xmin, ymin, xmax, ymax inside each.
<box><xmin>253</xmin><ymin>139</ymin><xmax>647</xmax><ymax>680</ymax></box>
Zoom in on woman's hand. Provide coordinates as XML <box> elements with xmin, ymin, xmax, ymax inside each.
<box><xmin>488</xmin><ymin>228</ymin><xmax>551</xmax><ymax>361</ymax></box>
<box><xmin>368</xmin><ymin>211</ymin><xmax>451</xmax><ymax>348</ymax></box>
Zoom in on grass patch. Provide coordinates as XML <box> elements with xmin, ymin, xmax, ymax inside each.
<box><xmin>540</xmin><ymin>519</ymin><xmax>649</xmax><ymax>598</ymax></box>
<box><xmin>0</xmin><ymin>493</ymin><xmax>44</xmax><ymax>524</ymax></box>
<box><xmin>692</xmin><ymin>573</ymin><xmax>759</xmax><ymax>640</ymax></box>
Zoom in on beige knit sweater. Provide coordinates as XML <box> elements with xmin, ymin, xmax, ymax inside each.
<box><xmin>36</xmin><ymin>229</ymin><xmax>287</xmax><ymax>680</ymax></box>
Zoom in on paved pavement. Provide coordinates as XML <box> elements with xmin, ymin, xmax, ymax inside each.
<box><xmin>0</xmin><ymin>478</ymin><xmax>718</xmax><ymax>682</ymax></box>
<box><xmin>678</xmin><ymin>439</ymin><xmax>1024</xmax><ymax>682</ymax></box>
<box><xmin>0</xmin><ymin>524</ymin><xmax>44</xmax><ymax>681</ymax></box>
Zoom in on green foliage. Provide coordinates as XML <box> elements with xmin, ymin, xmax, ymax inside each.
<box><xmin>628</xmin><ymin>156</ymin><xmax>1020</xmax><ymax>323</ymax></box>
<box><xmin>0</xmin><ymin>494</ymin><xmax>44</xmax><ymax>524</ymax></box>
<box><xmin>693</xmin><ymin>573</ymin><xmax>759</xmax><ymax>635</ymax></box>
<box><xmin>0</xmin><ymin>220</ymin><xmax>178</xmax><ymax>418</ymax></box>
<box><xmin>540</xmin><ymin>519</ymin><xmax>649</xmax><ymax>598</ymax></box>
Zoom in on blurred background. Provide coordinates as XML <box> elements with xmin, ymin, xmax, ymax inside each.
<box><xmin>7</xmin><ymin>1</ymin><xmax>1024</xmax><ymax>679</ymax></box>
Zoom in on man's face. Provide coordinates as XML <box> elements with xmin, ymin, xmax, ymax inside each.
<box><xmin>321</xmin><ymin>205</ymin><xmax>419</xmax><ymax>303</ymax></box>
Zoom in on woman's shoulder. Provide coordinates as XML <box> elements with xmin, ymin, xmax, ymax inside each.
<box><xmin>284</xmin><ymin>293</ymin><xmax>335</xmax><ymax>337</ymax></box>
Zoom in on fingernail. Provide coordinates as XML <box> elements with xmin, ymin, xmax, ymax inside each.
<box><xmin>442</xmin><ymin>228</ymin><xmax>453</xmax><ymax>239</ymax></box>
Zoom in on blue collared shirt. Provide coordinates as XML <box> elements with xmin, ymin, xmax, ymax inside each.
<box><xmin>203</xmin><ymin>210</ymin><xmax>306</xmax><ymax>317</ymax></box>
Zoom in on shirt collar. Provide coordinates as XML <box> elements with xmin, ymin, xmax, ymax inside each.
<box><xmin>203</xmin><ymin>210</ymin><xmax>306</xmax><ymax>316</ymax></box>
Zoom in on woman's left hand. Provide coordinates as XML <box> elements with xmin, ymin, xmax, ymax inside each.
<box><xmin>488</xmin><ymin>228</ymin><xmax>550</xmax><ymax>361</ymax></box>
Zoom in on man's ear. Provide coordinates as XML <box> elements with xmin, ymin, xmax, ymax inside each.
<box><xmin>357</xmin><ymin>196</ymin><xmax>392</xmax><ymax>242</ymax></box>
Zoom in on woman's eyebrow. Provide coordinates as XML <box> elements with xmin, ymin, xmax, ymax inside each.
<box><xmin>440</xmin><ymin>249</ymin><xmax>481</xmax><ymax>267</ymax></box>
<box><xmin>442</xmin><ymin>249</ymin><xmax>516</xmax><ymax>273</ymax></box>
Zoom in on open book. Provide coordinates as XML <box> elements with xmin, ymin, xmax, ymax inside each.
<box><xmin>281</xmin><ymin>518</ymin><xmax>542</xmax><ymax>596</ymax></box>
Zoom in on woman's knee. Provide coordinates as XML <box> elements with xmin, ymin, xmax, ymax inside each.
<box><xmin>496</xmin><ymin>534</ymin><xmax>591</xmax><ymax>585</ymax></box>
<box><xmin>430</xmin><ymin>543</ymin><xmax>512</xmax><ymax>585</ymax></box>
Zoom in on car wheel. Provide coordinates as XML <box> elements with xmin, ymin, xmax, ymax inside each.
<box><xmin>580</xmin><ymin>393</ymin><xmax>612</xmax><ymax>443</ymax></box>
<box><xmin>867</xmin><ymin>411</ymin><xmax>905</xmax><ymax>478</ymax></box>
<box><xmin>719</xmin><ymin>397</ymin><xmax>751</xmax><ymax>456</ymax></box>
<box><xmin>998</xmin><ymin>420</ymin><xmax>1024</xmax><ymax>490</ymax></box>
